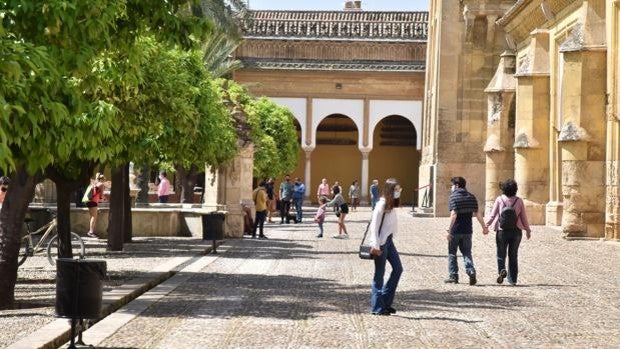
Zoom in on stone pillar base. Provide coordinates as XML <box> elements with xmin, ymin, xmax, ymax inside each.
<box><xmin>605</xmin><ymin>223</ymin><xmax>620</xmax><ymax>241</ymax></box>
<box><xmin>224</xmin><ymin>203</ymin><xmax>245</xmax><ymax>238</ymax></box>
<box><xmin>522</xmin><ymin>199</ymin><xmax>546</xmax><ymax>225</ymax></box>
<box><xmin>546</xmin><ymin>201</ymin><xmax>563</xmax><ymax>226</ymax></box>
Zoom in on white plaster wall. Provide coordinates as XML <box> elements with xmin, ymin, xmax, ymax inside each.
<box><xmin>369</xmin><ymin>100</ymin><xmax>423</xmax><ymax>149</ymax></box>
<box><xmin>312</xmin><ymin>98</ymin><xmax>364</xmax><ymax>148</ymax></box>
<box><xmin>269</xmin><ymin>97</ymin><xmax>307</xmax><ymax>146</ymax></box>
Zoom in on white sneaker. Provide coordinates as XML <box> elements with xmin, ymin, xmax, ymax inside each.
<box><xmin>341</xmin><ymin>234</ymin><xmax>349</xmax><ymax>239</ymax></box>
<box><xmin>333</xmin><ymin>234</ymin><xmax>342</xmax><ymax>239</ymax></box>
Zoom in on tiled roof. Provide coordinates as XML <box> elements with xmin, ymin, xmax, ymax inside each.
<box><xmin>242</xmin><ymin>10</ymin><xmax>429</xmax><ymax>42</ymax></box>
<box><xmin>240</xmin><ymin>58</ymin><xmax>426</xmax><ymax>72</ymax></box>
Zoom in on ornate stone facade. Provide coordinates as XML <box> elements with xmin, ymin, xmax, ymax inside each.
<box><xmin>234</xmin><ymin>8</ymin><xmax>428</xmax><ymax>205</ymax></box>
<box><xmin>427</xmin><ymin>0</ymin><xmax>619</xmax><ymax>240</ymax></box>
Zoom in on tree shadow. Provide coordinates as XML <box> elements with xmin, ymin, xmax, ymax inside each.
<box><xmin>128</xmin><ymin>272</ymin><xmax>528</xmax><ymax>321</ymax></box>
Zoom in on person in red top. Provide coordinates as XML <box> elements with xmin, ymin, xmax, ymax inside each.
<box><xmin>485</xmin><ymin>179</ymin><xmax>532</xmax><ymax>286</ymax></box>
<box><xmin>87</xmin><ymin>173</ymin><xmax>107</xmax><ymax>238</ymax></box>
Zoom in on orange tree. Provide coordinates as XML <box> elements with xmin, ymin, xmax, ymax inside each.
<box><xmin>0</xmin><ymin>0</ymin><xmax>211</xmax><ymax>309</ymax></box>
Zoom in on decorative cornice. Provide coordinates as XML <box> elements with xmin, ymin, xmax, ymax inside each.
<box><xmin>242</xmin><ymin>10</ymin><xmax>429</xmax><ymax>42</ymax></box>
<box><xmin>559</xmin><ymin>23</ymin><xmax>584</xmax><ymax>52</ymax></box>
<box><xmin>558</xmin><ymin>122</ymin><xmax>590</xmax><ymax>142</ymax></box>
<box><xmin>240</xmin><ymin>58</ymin><xmax>425</xmax><ymax>72</ymax></box>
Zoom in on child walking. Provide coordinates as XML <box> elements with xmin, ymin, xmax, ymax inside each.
<box><xmin>314</xmin><ymin>197</ymin><xmax>328</xmax><ymax>238</ymax></box>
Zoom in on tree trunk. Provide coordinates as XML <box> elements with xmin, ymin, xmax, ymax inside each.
<box><xmin>176</xmin><ymin>165</ymin><xmax>198</xmax><ymax>203</ymax></box>
<box><xmin>46</xmin><ymin>164</ymin><xmax>93</xmax><ymax>260</ymax></box>
<box><xmin>136</xmin><ymin>164</ymin><xmax>150</xmax><ymax>206</ymax></box>
<box><xmin>123</xmin><ymin>163</ymin><xmax>132</xmax><ymax>243</ymax></box>
<box><xmin>0</xmin><ymin>167</ymin><xmax>37</xmax><ymax>309</ymax></box>
<box><xmin>108</xmin><ymin>164</ymin><xmax>132</xmax><ymax>249</ymax></box>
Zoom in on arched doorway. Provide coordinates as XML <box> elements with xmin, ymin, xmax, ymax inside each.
<box><xmin>291</xmin><ymin>114</ymin><xmax>360</xmax><ymax>203</ymax></box>
<box><xmin>369</xmin><ymin>115</ymin><xmax>419</xmax><ymax>206</ymax></box>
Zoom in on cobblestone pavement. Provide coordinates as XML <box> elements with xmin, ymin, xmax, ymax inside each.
<box><xmin>93</xmin><ymin>207</ymin><xmax>619</xmax><ymax>349</ymax></box>
<box><xmin>1</xmin><ymin>237</ymin><xmax>212</xmax><ymax>348</ymax></box>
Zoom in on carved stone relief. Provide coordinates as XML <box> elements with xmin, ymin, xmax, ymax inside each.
<box><xmin>559</xmin><ymin>23</ymin><xmax>585</xmax><ymax>52</ymax></box>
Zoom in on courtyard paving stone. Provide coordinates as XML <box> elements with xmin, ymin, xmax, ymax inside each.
<box><xmin>88</xmin><ymin>207</ymin><xmax>619</xmax><ymax>349</ymax></box>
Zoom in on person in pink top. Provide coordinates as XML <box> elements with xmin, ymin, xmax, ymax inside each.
<box><xmin>314</xmin><ymin>197</ymin><xmax>328</xmax><ymax>238</ymax></box>
<box><xmin>157</xmin><ymin>171</ymin><xmax>171</xmax><ymax>203</ymax></box>
<box><xmin>485</xmin><ymin>179</ymin><xmax>532</xmax><ymax>286</ymax></box>
<box><xmin>316</xmin><ymin>178</ymin><xmax>330</xmax><ymax>203</ymax></box>
<box><xmin>86</xmin><ymin>173</ymin><xmax>107</xmax><ymax>238</ymax></box>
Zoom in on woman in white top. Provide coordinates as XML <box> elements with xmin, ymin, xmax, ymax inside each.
<box><xmin>368</xmin><ymin>178</ymin><xmax>403</xmax><ymax>315</ymax></box>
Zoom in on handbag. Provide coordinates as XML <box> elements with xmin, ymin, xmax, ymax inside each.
<box><xmin>359</xmin><ymin>212</ymin><xmax>386</xmax><ymax>260</ymax></box>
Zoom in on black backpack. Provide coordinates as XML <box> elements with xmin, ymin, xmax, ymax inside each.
<box><xmin>499</xmin><ymin>197</ymin><xmax>519</xmax><ymax>231</ymax></box>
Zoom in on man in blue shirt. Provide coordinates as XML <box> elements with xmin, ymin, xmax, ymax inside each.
<box><xmin>292</xmin><ymin>177</ymin><xmax>305</xmax><ymax>223</ymax></box>
<box><xmin>445</xmin><ymin>176</ymin><xmax>488</xmax><ymax>285</ymax></box>
<box><xmin>369</xmin><ymin>179</ymin><xmax>379</xmax><ymax>210</ymax></box>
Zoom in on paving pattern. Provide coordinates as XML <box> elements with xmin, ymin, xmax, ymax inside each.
<box><xmin>95</xmin><ymin>207</ymin><xmax>620</xmax><ymax>349</ymax></box>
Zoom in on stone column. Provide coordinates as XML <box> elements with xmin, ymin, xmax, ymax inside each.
<box><xmin>513</xmin><ymin>30</ymin><xmax>551</xmax><ymax>225</ymax></box>
<box><xmin>605</xmin><ymin>0</ymin><xmax>620</xmax><ymax>240</ymax></box>
<box><xmin>557</xmin><ymin>23</ymin><xmax>607</xmax><ymax>238</ymax></box>
<box><xmin>484</xmin><ymin>51</ymin><xmax>516</xmax><ymax>215</ymax></box>
<box><xmin>302</xmin><ymin>147</ymin><xmax>314</xmax><ymax>204</ymax></box>
<box><xmin>360</xmin><ymin>149</ymin><xmax>371</xmax><ymax>204</ymax></box>
<box><xmin>203</xmin><ymin>144</ymin><xmax>254</xmax><ymax>238</ymax></box>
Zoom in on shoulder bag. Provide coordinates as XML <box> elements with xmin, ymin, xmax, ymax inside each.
<box><xmin>359</xmin><ymin>211</ymin><xmax>386</xmax><ymax>260</ymax></box>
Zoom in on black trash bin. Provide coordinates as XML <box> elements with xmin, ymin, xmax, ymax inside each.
<box><xmin>56</xmin><ymin>258</ymin><xmax>107</xmax><ymax>319</ymax></box>
<box><xmin>202</xmin><ymin>212</ymin><xmax>225</xmax><ymax>253</ymax></box>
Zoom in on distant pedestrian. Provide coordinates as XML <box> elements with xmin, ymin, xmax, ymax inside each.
<box><xmin>331</xmin><ymin>181</ymin><xmax>341</xmax><ymax>213</ymax></box>
<box><xmin>86</xmin><ymin>173</ymin><xmax>107</xmax><ymax>238</ymax></box>
<box><xmin>445</xmin><ymin>176</ymin><xmax>488</xmax><ymax>285</ymax></box>
<box><xmin>369</xmin><ymin>179</ymin><xmax>379</xmax><ymax>210</ymax></box>
<box><xmin>279</xmin><ymin>174</ymin><xmax>294</xmax><ymax>224</ymax></box>
<box><xmin>368</xmin><ymin>178</ymin><xmax>403</xmax><ymax>316</ymax></box>
<box><xmin>0</xmin><ymin>176</ymin><xmax>9</xmax><ymax>204</ymax></box>
<box><xmin>316</xmin><ymin>178</ymin><xmax>330</xmax><ymax>203</ymax></box>
<box><xmin>293</xmin><ymin>177</ymin><xmax>305</xmax><ymax>223</ymax></box>
<box><xmin>326</xmin><ymin>191</ymin><xmax>348</xmax><ymax>238</ymax></box>
<box><xmin>252</xmin><ymin>180</ymin><xmax>268</xmax><ymax>239</ymax></box>
<box><xmin>314</xmin><ymin>197</ymin><xmax>328</xmax><ymax>238</ymax></box>
<box><xmin>157</xmin><ymin>171</ymin><xmax>171</xmax><ymax>203</ymax></box>
<box><xmin>265</xmin><ymin>178</ymin><xmax>276</xmax><ymax>223</ymax></box>
<box><xmin>485</xmin><ymin>179</ymin><xmax>531</xmax><ymax>286</ymax></box>
<box><xmin>348</xmin><ymin>180</ymin><xmax>360</xmax><ymax>211</ymax></box>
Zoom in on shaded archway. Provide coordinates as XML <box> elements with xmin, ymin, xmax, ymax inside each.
<box><xmin>369</xmin><ymin>115</ymin><xmax>420</xmax><ymax>206</ymax></box>
<box><xmin>291</xmin><ymin>114</ymin><xmax>360</xmax><ymax>203</ymax></box>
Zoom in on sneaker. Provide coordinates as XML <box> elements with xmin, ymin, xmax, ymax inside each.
<box><xmin>372</xmin><ymin>309</ymin><xmax>391</xmax><ymax>316</ymax></box>
<box><xmin>469</xmin><ymin>273</ymin><xmax>477</xmax><ymax>286</ymax></box>
<box><xmin>316</xmin><ymin>234</ymin><xmax>323</xmax><ymax>238</ymax></box>
<box><xmin>341</xmin><ymin>234</ymin><xmax>349</xmax><ymax>239</ymax></box>
<box><xmin>258</xmin><ymin>235</ymin><xmax>268</xmax><ymax>239</ymax></box>
<box><xmin>444</xmin><ymin>277</ymin><xmax>459</xmax><ymax>284</ymax></box>
<box><xmin>87</xmin><ymin>231</ymin><xmax>98</xmax><ymax>238</ymax></box>
<box><xmin>387</xmin><ymin>307</ymin><xmax>397</xmax><ymax>314</ymax></box>
<box><xmin>497</xmin><ymin>270</ymin><xmax>507</xmax><ymax>284</ymax></box>
<box><xmin>333</xmin><ymin>234</ymin><xmax>342</xmax><ymax>239</ymax></box>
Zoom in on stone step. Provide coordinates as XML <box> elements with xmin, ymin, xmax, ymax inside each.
<box><xmin>412</xmin><ymin>206</ymin><xmax>434</xmax><ymax>217</ymax></box>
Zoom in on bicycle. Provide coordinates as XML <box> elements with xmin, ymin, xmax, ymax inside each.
<box><xmin>18</xmin><ymin>210</ymin><xmax>86</xmax><ymax>266</ymax></box>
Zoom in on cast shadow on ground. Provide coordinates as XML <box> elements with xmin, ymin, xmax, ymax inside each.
<box><xmin>127</xmin><ymin>272</ymin><xmax>527</xmax><ymax>321</ymax></box>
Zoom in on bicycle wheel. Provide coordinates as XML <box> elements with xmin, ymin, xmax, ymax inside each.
<box><xmin>46</xmin><ymin>232</ymin><xmax>86</xmax><ymax>265</ymax></box>
<box><xmin>18</xmin><ymin>235</ymin><xmax>33</xmax><ymax>266</ymax></box>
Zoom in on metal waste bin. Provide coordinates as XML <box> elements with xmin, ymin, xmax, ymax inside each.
<box><xmin>56</xmin><ymin>258</ymin><xmax>107</xmax><ymax>319</ymax></box>
<box><xmin>202</xmin><ymin>212</ymin><xmax>225</xmax><ymax>253</ymax></box>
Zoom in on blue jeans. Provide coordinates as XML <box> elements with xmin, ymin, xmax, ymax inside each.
<box><xmin>448</xmin><ymin>234</ymin><xmax>476</xmax><ymax>278</ymax></box>
<box><xmin>293</xmin><ymin>198</ymin><xmax>303</xmax><ymax>222</ymax></box>
<box><xmin>496</xmin><ymin>229</ymin><xmax>522</xmax><ymax>283</ymax></box>
<box><xmin>253</xmin><ymin>210</ymin><xmax>266</xmax><ymax>237</ymax></box>
<box><xmin>371</xmin><ymin>197</ymin><xmax>378</xmax><ymax>210</ymax></box>
<box><xmin>317</xmin><ymin>221</ymin><xmax>323</xmax><ymax>237</ymax></box>
<box><xmin>158</xmin><ymin>195</ymin><xmax>169</xmax><ymax>203</ymax></box>
<box><xmin>371</xmin><ymin>235</ymin><xmax>403</xmax><ymax>313</ymax></box>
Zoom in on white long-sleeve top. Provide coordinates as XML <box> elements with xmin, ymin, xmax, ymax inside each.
<box><xmin>367</xmin><ymin>198</ymin><xmax>398</xmax><ymax>249</ymax></box>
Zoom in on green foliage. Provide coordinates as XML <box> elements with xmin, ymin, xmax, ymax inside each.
<box><xmin>249</xmin><ymin>98</ymin><xmax>300</xmax><ymax>179</ymax></box>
